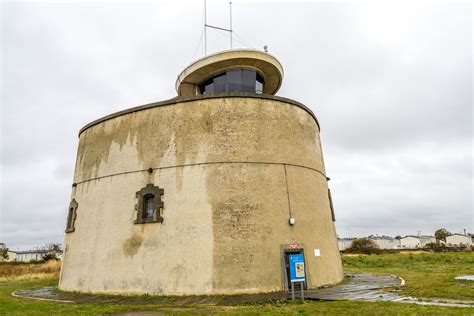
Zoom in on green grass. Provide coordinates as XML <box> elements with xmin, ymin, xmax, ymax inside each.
<box><xmin>1</xmin><ymin>252</ymin><xmax>473</xmax><ymax>315</ymax></box>
<box><xmin>342</xmin><ymin>251</ymin><xmax>474</xmax><ymax>301</ymax></box>
<box><xmin>1</xmin><ymin>278</ymin><xmax>471</xmax><ymax>315</ymax></box>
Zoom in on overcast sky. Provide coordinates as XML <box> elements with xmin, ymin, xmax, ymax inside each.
<box><xmin>1</xmin><ymin>0</ymin><xmax>472</xmax><ymax>249</ymax></box>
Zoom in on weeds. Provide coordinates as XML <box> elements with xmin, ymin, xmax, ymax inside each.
<box><xmin>0</xmin><ymin>260</ymin><xmax>61</xmax><ymax>281</ymax></box>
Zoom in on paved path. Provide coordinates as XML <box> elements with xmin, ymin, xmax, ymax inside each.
<box><xmin>306</xmin><ymin>273</ymin><xmax>473</xmax><ymax>308</ymax></box>
<box><xmin>306</xmin><ymin>272</ymin><xmax>404</xmax><ymax>301</ymax></box>
<box><xmin>13</xmin><ymin>273</ymin><xmax>473</xmax><ymax>308</ymax></box>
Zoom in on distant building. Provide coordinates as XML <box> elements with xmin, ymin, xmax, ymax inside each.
<box><xmin>368</xmin><ymin>235</ymin><xmax>399</xmax><ymax>249</ymax></box>
<box><xmin>338</xmin><ymin>238</ymin><xmax>356</xmax><ymax>250</ymax></box>
<box><xmin>338</xmin><ymin>235</ymin><xmax>417</xmax><ymax>250</ymax></box>
<box><xmin>7</xmin><ymin>250</ymin><xmax>48</xmax><ymax>262</ymax></box>
<box><xmin>397</xmin><ymin>235</ymin><xmax>436</xmax><ymax>249</ymax></box>
<box><xmin>418</xmin><ymin>235</ymin><xmax>436</xmax><ymax>247</ymax></box>
<box><xmin>339</xmin><ymin>233</ymin><xmax>471</xmax><ymax>250</ymax></box>
<box><xmin>446</xmin><ymin>234</ymin><xmax>472</xmax><ymax>247</ymax></box>
<box><xmin>399</xmin><ymin>236</ymin><xmax>422</xmax><ymax>249</ymax></box>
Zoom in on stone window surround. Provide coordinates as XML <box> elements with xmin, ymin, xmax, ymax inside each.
<box><xmin>65</xmin><ymin>199</ymin><xmax>78</xmax><ymax>233</ymax></box>
<box><xmin>135</xmin><ymin>184</ymin><xmax>164</xmax><ymax>224</ymax></box>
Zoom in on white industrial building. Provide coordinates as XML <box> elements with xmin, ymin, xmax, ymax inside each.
<box><xmin>7</xmin><ymin>250</ymin><xmax>48</xmax><ymax>262</ymax></box>
<box><xmin>446</xmin><ymin>234</ymin><xmax>472</xmax><ymax>247</ymax></box>
<box><xmin>368</xmin><ymin>235</ymin><xmax>399</xmax><ymax>249</ymax></box>
<box><xmin>337</xmin><ymin>238</ymin><xmax>356</xmax><ymax>251</ymax></box>
<box><xmin>338</xmin><ymin>233</ymin><xmax>472</xmax><ymax>251</ymax></box>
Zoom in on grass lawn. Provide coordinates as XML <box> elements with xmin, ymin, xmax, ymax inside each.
<box><xmin>342</xmin><ymin>251</ymin><xmax>474</xmax><ymax>301</ymax></box>
<box><xmin>0</xmin><ymin>252</ymin><xmax>473</xmax><ymax>315</ymax></box>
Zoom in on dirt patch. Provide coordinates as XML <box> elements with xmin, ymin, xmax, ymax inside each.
<box><xmin>122</xmin><ymin>234</ymin><xmax>143</xmax><ymax>257</ymax></box>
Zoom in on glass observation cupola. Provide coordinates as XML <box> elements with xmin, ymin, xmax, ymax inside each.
<box><xmin>176</xmin><ymin>49</ymin><xmax>284</xmax><ymax>97</ymax></box>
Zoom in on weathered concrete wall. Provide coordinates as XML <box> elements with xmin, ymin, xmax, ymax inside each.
<box><xmin>59</xmin><ymin>96</ymin><xmax>343</xmax><ymax>295</ymax></box>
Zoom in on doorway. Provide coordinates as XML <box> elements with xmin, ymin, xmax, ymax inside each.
<box><xmin>283</xmin><ymin>247</ymin><xmax>307</xmax><ymax>291</ymax></box>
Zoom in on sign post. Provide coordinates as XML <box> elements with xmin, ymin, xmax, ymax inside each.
<box><xmin>289</xmin><ymin>253</ymin><xmax>305</xmax><ymax>302</ymax></box>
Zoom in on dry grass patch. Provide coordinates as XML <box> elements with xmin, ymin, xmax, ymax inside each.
<box><xmin>0</xmin><ymin>260</ymin><xmax>61</xmax><ymax>281</ymax></box>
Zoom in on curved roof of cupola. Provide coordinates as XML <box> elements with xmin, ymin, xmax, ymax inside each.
<box><xmin>176</xmin><ymin>49</ymin><xmax>284</xmax><ymax>96</ymax></box>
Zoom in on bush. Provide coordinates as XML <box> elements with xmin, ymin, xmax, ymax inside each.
<box><xmin>40</xmin><ymin>243</ymin><xmax>63</xmax><ymax>261</ymax></box>
<box><xmin>345</xmin><ymin>238</ymin><xmax>382</xmax><ymax>255</ymax></box>
<box><xmin>0</xmin><ymin>246</ymin><xmax>8</xmax><ymax>261</ymax></box>
<box><xmin>434</xmin><ymin>228</ymin><xmax>450</xmax><ymax>244</ymax></box>
<box><xmin>424</xmin><ymin>242</ymin><xmax>451</xmax><ymax>252</ymax></box>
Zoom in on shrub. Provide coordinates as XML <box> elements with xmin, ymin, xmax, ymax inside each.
<box><xmin>434</xmin><ymin>228</ymin><xmax>450</xmax><ymax>244</ymax></box>
<box><xmin>40</xmin><ymin>243</ymin><xmax>63</xmax><ymax>261</ymax></box>
<box><xmin>345</xmin><ymin>238</ymin><xmax>381</xmax><ymax>255</ymax></box>
<box><xmin>0</xmin><ymin>246</ymin><xmax>8</xmax><ymax>261</ymax></box>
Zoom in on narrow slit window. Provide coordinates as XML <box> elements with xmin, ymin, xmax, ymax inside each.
<box><xmin>144</xmin><ymin>194</ymin><xmax>155</xmax><ymax>219</ymax></box>
<box><xmin>65</xmin><ymin>199</ymin><xmax>78</xmax><ymax>233</ymax></box>
<box><xmin>67</xmin><ymin>208</ymin><xmax>73</xmax><ymax>224</ymax></box>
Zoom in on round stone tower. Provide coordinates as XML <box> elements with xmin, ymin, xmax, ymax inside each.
<box><xmin>59</xmin><ymin>49</ymin><xmax>343</xmax><ymax>295</ymax></box>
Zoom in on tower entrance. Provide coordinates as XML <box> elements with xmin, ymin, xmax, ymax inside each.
<box><xmin>282</xmin><ymin>246</ymin><xmax>307</xmax><ymax>291</ymax></box>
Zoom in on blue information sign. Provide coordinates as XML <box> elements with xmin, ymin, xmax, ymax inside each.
<box><xmin>289</xmin><ymin>254</ymin><xmax>305</xmax><ymax>282</ymax></box>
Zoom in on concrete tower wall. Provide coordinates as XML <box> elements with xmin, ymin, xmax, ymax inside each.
<box><xmin>59</xmin><ymin>95</ymin><xmax>343</xmax><ymax>295</ymax></box>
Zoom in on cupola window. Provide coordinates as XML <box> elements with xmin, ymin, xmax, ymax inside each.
<box><xmin>200</xmin><ymin>69</ymin><xmax>264</xmax><ymax>94</ymax></box>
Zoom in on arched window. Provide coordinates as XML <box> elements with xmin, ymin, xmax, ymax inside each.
<box><xmin>65</xmin><ymin>199</ymin><xmax>78</xmax><ymax>233</ymax></box>
<box><xmin>135</xmin><ymin>184</ymin><xmax>164</xmax><ymax>224</ymax></box>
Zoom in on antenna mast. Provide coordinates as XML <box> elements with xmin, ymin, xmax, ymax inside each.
<box><xmin>203</xmin><ymin>0</ymin><xmax>233</xmax><ymax>55</ymax></box>
<box><xmin>204</xmin><ymin>0</ymin><xmax>207</xmax><ymax>55</ymax></box>
<box><xmin>229</xmin><ymin>2</ymin><xmax>233</xmax><ymax>49</ymax></box>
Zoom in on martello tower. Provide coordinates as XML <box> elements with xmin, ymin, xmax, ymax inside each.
<box><xmin>59</xmin><ymin>49</ymin><xmax>343</xmax><ymax>295</ymax></box>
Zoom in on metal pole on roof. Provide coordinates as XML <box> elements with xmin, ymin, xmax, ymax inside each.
<box><xmin>229</xmin><ymin>2</ymin><xmax>233</xmax><ymax>49</ymax></box>
<box><xmin>204</xmin><ymin>0</ymin><xmax>233</xmax><ymax>54</ymax></box>
<box><xmin>204</xmin><ymin>0</ymin><xmax>207</xmax><ymax>55</ymax></box>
